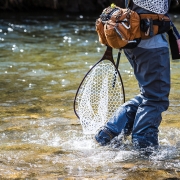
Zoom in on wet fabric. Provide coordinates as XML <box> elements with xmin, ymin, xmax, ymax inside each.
<box><xmin>95</xmin><ymin>127</ymin><xmax>117</xmax><ymax>146</ymax></box>
<box><xmin>106</xmin><ymin>35</ymin><xmax>170</xmax><ymax>148</ymax></box>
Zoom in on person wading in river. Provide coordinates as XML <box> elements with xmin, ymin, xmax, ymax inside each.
<box><xmin>95</xmin><ymin>0</ymin><xmax>179</xmax><ymax>153</ymax></box>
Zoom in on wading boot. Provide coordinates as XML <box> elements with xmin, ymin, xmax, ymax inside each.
<box><xmin>95</xmin><ymin>127</ymin><xmax>117</xmax><ymax>146</ymax></box>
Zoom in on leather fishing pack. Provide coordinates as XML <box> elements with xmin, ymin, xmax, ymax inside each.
<box><xmin>96</xmin><ymin>4</ymin><xmax>171</xmax><ymax>49</ymax></box>
<box><xmin>96</xmin><ymin>5</ymin><xmax>141</xmax><ymax>49</ymax></box>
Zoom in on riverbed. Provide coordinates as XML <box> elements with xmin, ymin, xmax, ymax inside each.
<box><xmin>0</xmin><ymin>11</ymin><xmax>180</xmax><ymax>180</ymax></box>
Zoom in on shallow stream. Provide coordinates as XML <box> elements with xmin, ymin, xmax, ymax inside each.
<box><xmin>0</xmin><ymin>11</ymin><xmax>180</xmax><ymax>180</ymax></box>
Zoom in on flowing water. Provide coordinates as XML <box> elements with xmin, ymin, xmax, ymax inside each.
<box><xmin>0</xmin><ymin>11</ymin><xmax>180</xmax><ymax>180</ymax></box>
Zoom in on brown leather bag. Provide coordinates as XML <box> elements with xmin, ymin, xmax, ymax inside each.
<box><xmin>96</xmin><ymin>18</ymin><xmax>110</xmax><ymax>46</ymax></box>
<box><xmin>96</xmin><ymin>5</ymin><xmax>171</xmax><ymax>49</ymax></box>
<box><xmin>96</xmin><ymin>6</ymin><xmax>141</xmax><ymax>49</ymax></box>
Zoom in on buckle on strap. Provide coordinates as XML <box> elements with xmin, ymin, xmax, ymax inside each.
<box><xmin>121</xmin><ymin>18</ymin><xmax>130</xmax><ymax>29</ymax></box>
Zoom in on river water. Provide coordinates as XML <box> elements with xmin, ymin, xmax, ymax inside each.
<box><xmin>0</xmin><ymin>11</ymin><xmax>180</xmax><ymax>180</ymax></box>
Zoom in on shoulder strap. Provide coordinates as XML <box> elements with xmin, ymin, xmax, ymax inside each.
<box><xmin>168</xmin><ymin>0</ymin><xmax>171</xmax><ymax>11</ymax></box>
<box><xmin>125</xmin><ymin>0</ymin><xmax>131</xmax><ymax>8</ymax></box>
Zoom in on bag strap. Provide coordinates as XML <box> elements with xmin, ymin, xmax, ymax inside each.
<box><xmin>125</xmin><ymin>0</ymin><xmax>131</xmax><ymax>8</ymax></box>
<box><xmin>166</xmin><ymin>13</ymin><xmax>180</xmax><ymax>59</ymax></box>
<box><xmin>166</xmin><ymin>14</ymin><xmax>180</xmax><ymax>39</ymax></box>
<box><xmin>168</xmin><ymin>0</ymin><xmax>171</xmax><ymax>10</ymax></box>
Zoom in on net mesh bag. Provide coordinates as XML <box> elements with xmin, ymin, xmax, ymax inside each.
<box><xmin>76</xmin><ymin>61</ymin><xmax>123</xmax><ymax>134</ymax></box>
<box><xmin>133</xmin><ymin>0</ymin><xmax>169</xmax><ymax>14</ymax></box>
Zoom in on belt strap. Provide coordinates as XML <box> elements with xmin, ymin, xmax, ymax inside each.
<box><xmin>153</xmin><ymin>20</ymin><xmax>169</xmax><ymax>26</ymax></box>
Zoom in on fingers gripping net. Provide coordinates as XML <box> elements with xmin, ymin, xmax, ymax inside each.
<box><xmin>76</xmin><ymin>61</ymin><xmax>124</xmax><ymax>134</ymax></box>
<box><xmin>133</xmin><ymin>0</ymin><xmax>169</xmax><ymax>14</ymax></box>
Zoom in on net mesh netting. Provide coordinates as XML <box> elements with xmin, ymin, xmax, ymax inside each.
<box><xmin>133</xmin><ymin>0</ymin><xmax>169</xmax><ymax>14</ymax></box>
<box><xmin>76</xmin><ymin>61</ymin><xmax>124</xmax><ymax>134</ymax></box>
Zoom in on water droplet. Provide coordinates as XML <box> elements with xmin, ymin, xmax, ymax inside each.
<box><xmin>97</xmin><ymin>47</ymin><xmax>101</xmax><ymax>52</ymax></box>
<box><xmin>20</xmin><ymin>49</ymin><xmax>24</xmax><ymax>52</ymax></box>
<box><xmin>64</xmin><ymin>36</ymin><xmax>68</xmax><ymax>40</ymax></box>
<box><xmin>16</xmin><ymin>167</ymin><xmax>22</xmax><ymax>171</ymax></box>
<box><xmin>61</xmin><ymin>79</ymin><xmax>70</xmax><ymax>86</ymax></box>
<box><xmin>79</xmin><ymin>15</ymin><xmax>83</xmax><ymax>19</ymax></box>
<box><xmin>85</xmin><ymin>52</ymin><xmax>88</xmax><ymax>55</ymax></box>
<box><xmin>8</xmin><ymin>28</ymin><xmax>13</xmax><ymax>32</ymax></box>
<box><xmin>24</xmin><ymin>29</ymin><xmax>27</xmax><ymax>32</ymax></box>
<box><xmin>50</xmin><ymin>80</ymin><xmax>57</xmax><ymax>85</ymax></box>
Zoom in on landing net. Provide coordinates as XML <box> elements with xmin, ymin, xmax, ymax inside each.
<box><xmin>75</xmin><ymin>60</ymin><xmax>124</xmax><ymax>134</ymax></box>
<box><xmin>133</xmin><ymin>0</ymin><xmax>169</xmax><ymax>14</ymax></box>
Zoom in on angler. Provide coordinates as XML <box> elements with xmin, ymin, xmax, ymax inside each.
<box><xmin>95</xmin><ymin>0</ymin><xmax>180</xmax><ymax>154</ymax></box>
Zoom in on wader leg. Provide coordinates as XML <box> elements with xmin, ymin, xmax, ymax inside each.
<box><xmin>95</xmin><ymin>95</ymin><xmax>143</xmax><ymax>146</ymax></box>
<box><xmin>125</xmin><ymin>46</ymin><xmax>170</xmax><ymax>149</ymax></box>
<box><xmin>106</xmin><ymin>95</ymin><xmax>143</xmax><ymax>135</ymax></box>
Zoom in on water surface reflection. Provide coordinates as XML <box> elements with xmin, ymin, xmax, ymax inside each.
<box><xmin>0</xmin><ymin>11</ymin><xmax>180</xmax><ymax>179</ymax></box>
